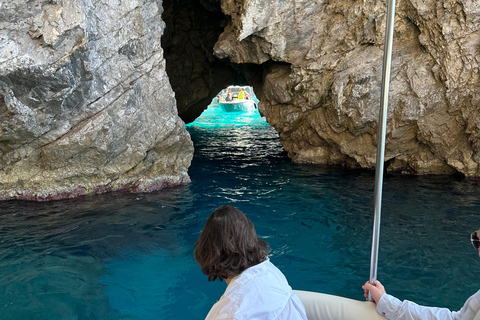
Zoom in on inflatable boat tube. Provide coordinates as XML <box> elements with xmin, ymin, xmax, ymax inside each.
<box><xmin>294</xmin><ymin>290</ymin><xmax>385</xmax><ymax>320</ymax></box>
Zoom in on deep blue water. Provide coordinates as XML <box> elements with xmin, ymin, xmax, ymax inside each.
<box><xmin>0</xmin><ymin>105</ymin><xmax>478</xmax><ymax>319</ymax></box>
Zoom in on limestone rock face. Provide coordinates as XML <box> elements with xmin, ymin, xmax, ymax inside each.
<box><xmin>215</xmin><ymin>0</ymin><xmax>480</xmax><ymax>176</ymax></box>
<box><xmin>0</xmin><ymin>0</ymin><xmax>193</xmax><ymax>200</ymax></box>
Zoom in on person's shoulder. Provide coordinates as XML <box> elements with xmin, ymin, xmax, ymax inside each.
<box><xmin>255</xmin><ymin>260</ymin><xmax>292</xmax><ymax>293</ymax></box>
<box><xmin>263</xmin><ymin>259</ymin><xmax>288</xmax><ymax>276</ymax></box>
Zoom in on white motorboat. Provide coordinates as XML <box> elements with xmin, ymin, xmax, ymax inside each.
<box><xmin>294</xmin><ymin>290</ymin><xmax>384</xmax><ymax>320</ymax></box>
<box><xmin>219</xmin><ymin>99</ymin><xmax>256</xmax><ymax>112</ymax></box>
<box><xmin>218</xmin><ymin>86</ymin><xmax>258</xmax><ymax>112</ymax></box>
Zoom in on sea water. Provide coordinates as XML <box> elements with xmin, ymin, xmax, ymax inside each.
<box><xmin>0</xmin><ymin>105</ymin><xmax>478</xmax><ymax>319</ymax></box>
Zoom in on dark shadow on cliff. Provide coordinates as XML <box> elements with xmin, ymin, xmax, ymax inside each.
<box><xmin>161</xmin><ymin>0</ymin><xmax>244</xmax><ymax>123</ymax></box>
<box><xmin>238</xmin><ymin>61</ymin><xmax>292</xmax><ymax>105</ymax></box>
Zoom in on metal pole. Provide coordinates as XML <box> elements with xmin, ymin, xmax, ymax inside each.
<box><xmin>369</xmin><ymin>0</ymin><xmax>396</xmax><ymax>299</ymax></box>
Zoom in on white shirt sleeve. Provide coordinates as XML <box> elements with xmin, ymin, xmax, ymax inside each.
<box><xmin>376</xmin><ymin>293</ymin><xmax>467</xmax><ymax>320</ymax></box>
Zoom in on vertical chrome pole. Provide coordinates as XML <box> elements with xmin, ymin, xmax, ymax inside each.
<box><xmin>369</xmin><ymin>0</ymin><xmax>396</xmax><ymax>298</ymax></box>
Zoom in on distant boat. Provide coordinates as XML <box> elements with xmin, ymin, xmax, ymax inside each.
<box><xmin>218</xmin><ymin>86</ymin><xmax>258</xmax><ymax>112</ymax></box>
<box><xmin>219</xmin><ymin>99</ymin><xmax>256</xmax><ymax>112</ymax></box>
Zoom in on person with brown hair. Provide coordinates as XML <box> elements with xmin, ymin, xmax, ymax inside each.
<box><xmin>362</xmin><ymin>228</ymin><xmax>480</xmax><ymax>320</ymax></box>
<box><xmin>194</xmin><ymin>204</ymin><xmax>308</xmax><ymax>319</ymax></box>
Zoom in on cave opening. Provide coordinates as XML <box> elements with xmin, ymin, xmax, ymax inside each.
<box><xmin>160</xmin><ymin>0</ymin><xmax>285</xmax><ymax>162</ymax></box>
<box><xmin>160</xmin><ymin>0</ymin><xmax>287</xmax><ymax>127</ymax></box>
<box><xmin>161</xmin><ymin>0</ymin><xmax>249</xmax><ymax>124</ymax></box>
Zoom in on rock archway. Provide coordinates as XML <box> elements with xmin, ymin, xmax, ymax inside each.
<box><xmin>161</xmin><ymin>0</ymin><xmax>243</xmax><ymax>123</ymax></box>
<box><xmin>166</xmin><ymin>0</ymin><xmax>480</xmax><ymax>177</ymax></box>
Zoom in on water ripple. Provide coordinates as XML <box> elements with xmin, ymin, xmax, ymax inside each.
<box><xmin>0</xmin><ymin>106</ymin><xmax>478</xmax><ymax>319</ymax></box>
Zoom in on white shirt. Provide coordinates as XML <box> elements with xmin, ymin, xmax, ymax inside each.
<box><xmin>205</xmin><ymin>259</ymin><xmax>308</xmax><ymax>320</ymax></box>
<box><xmin>376</xmin><ymin>290</ymin><xmax>480</xmax><ymax>320</ymax></box>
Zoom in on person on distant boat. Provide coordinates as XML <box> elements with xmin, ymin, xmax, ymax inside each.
<box><xmin>217</xmin><ymin>95</ymin><xmax>225</xmax><ymax>103</ymax></box>
<box><xmin>226</xmin><ymin>89</ymin><xmax>232</xmax><ymax>101</ymax></box>
<box><xmin>363</xmin><ymin>228</ymin><xmax>480</xmax><ymax>320</ymax></box>
<box><xmin>195</xmin><ymin>204</ymin><xmax>308</xmax><ymax>320</ymax></box>
<box><xmin>238</xmin><ymin>88</ymin><xmax>244</xmax><ymax>100</ymax></box>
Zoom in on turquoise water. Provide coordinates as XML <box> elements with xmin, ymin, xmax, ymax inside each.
<box><xmin>0</xmin><ymin>105</ymin><xmax>478</xmax><ymax>319</ymax></box>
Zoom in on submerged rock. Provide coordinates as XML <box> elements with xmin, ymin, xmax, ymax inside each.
<box><xmin>0</xmin><ymin>0</ymin><xmax>193</xmax><ymax>200</ymax></box>
<box><xmin>214</xmin><ymin>0</ymin><xmax>480</xmax><ymax>176</ymax></box>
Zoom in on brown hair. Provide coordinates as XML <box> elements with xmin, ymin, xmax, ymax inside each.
<box><xmin>194</xmin><ymin>205</ymin><xmax>270</xmax><ymax>281</ymax></box>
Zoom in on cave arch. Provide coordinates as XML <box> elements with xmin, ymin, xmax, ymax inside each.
<box><xmin>161</xmin><ymin>0</ymin><xmax>242</xmax><ymax>123</ymax></box>
<box><xmin>160</xmin><ymin>0</ymin><xmax>293</xmax><ymax>127</ymax></box>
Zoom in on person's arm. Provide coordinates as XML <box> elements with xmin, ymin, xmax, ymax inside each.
<box><xmin>376</xmin><ymin>293</ymin><xmax>463</xmax><ymax>320</ymax></box>
<box><xmin>363</xmin><ymin>281</ymin><xmax>469</xmax><ymax>320</ymax></box>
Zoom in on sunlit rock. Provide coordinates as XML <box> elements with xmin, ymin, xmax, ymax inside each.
<box><xmin>0</xmin><ymin>0</ymin><xmax>193</xmax><ymax>200</ymax></box>
<box><xmin>214</xmin><ymin>0</ymin><xmax>480</xmax><ymax>176</ymax></box>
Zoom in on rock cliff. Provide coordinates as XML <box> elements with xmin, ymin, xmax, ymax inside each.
<box><xmin>214</xmin><ymin>0</ymin><xmax>480</xmax><ymax>176</ymax></box>
<box><xmin>2</xmin><ymin>0</ymin><xmax>480</xmax><ymax>201</ymax></box>
<box><xmin>0</xmin><ymin>0</ymin><xmax>193</xmax><ymax>200</ymax></box>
